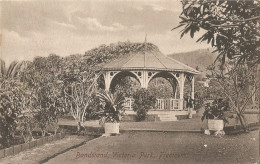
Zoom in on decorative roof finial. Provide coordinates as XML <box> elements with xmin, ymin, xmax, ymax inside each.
<box><xmin>144</xmin><ymin>33</ymin><xmax>147</xmax><ymax>43</ymax></box>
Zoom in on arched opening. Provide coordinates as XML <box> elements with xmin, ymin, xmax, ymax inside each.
<box><xmin>147</xmin><ymin>72</ymin><xmax>181</xmax><ymax>110</ymax></box>
<box><xmin>148</xmin><ymin>72</ymin><xmax>179</xmax><ymax>99</ymax></box>
<box><xmin>109</xmin><ymin>71</ymin><xmax>141</xmax><ymax>96</ymax></box>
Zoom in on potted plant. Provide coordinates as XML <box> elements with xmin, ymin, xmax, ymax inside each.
<box><xmin>201</xmin><ymin>98</ymin><xmax>229</xmax><ymax>131</ymax></box>
<box><xmin>96</xmin><ymin>90</ymin><xmax>125</xmax><ymax>136</ymax></box>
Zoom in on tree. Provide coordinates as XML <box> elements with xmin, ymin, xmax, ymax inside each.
<box><xmin>173</xmin><ymin>0</ymin><xmax>260</xmax><ymax>65</ymax></box>
<box><xmin>0</xmin><ymin>83</ymin><xmax>26</xmax><ymax>148</ymax></box>
<box><xmin>63</xmin><ymin>72</ymin><xmax>101</xmax><ymax>123</ymax></box>
<box><xmin>0</xmin><ymin>59</ymin><xmax>29</xmax><ymax>147</ymax></box>
<box><xmin>23</xmin><ymin>55</ymin><xmax>65</xmax><ymax>136</ymax></box>
<box><xmin>208</xmin><ymin>61</ymin><xmax>259</xmax><ymax>131</ymax></box>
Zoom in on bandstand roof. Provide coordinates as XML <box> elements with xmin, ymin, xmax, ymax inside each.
<box><xmin>103</xmin><ymin>48</ymin><xmax>199</xmax><ymax>74</ymax></box>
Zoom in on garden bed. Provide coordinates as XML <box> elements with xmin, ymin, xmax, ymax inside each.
<box><xmin>224</xmin><ymin>122</ymin><xmax>260</xmax><ymax>134</ymax></box>
<box><xmin>59</xmin><ymin>125</ymin><xmax>104</xmax><ymax>136</ymax></box>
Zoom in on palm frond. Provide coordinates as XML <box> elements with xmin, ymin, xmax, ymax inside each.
<box><xmin>0</xmin><ymin>59</ymin><xmax>6</xmax><ymax>78</ymax></box>
<box><xmin>96</xmin><ymin>90</ymin><xmax>112</xmax><ymax>103</ymax></box>
<box><xmin>6</xmin><ymin>61</ymin><xmax>18</xmax><ymax>78</ymax></box>
<box><xmin>114</xmin><ymin>92</ymin><xmax>125</xmax><ymax>106</ymax></box>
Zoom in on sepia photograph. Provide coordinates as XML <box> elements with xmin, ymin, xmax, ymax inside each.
<box><xmin>0</xmin><ymin>0</ymin><xmax>259</xmax><ymax>163</ymax></box>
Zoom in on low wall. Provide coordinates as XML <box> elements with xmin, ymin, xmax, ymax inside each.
<box><xmin>0</xmin><ymin>133</ymin><xmax>66</xmax><ymax>159</ymax></box>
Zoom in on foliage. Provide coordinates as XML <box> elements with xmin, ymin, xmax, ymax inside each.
<box><xmin>85</xmin><ymin>94</ymin><xmax>103</xmax><ymax>120</ymax></box>
<box><xmin>97</xmin><ymin>90</ymin><xmax>126</xmax><ymax>123</ymax></box>
<box><xmin>63</xmin><ymin>72</ymin><xmax>101</xmax><ymax>123</ymax></box>
<box><xmin>0</xmin><ymin>59</ymin><xmax>28</xmax><ymax>84</ymax></box>
<box><xmin>174</xmin><ymin>0</ymin><xmax>260</xmax><ymax>65</ymax></box>
<box><xmin>148</xmin><ymin>78</ymin><xmax>175</xmax><ymax>99</ymax></box>
<box><xmin>112</xmin><ymin>76</ymin><xmax>139</xmax><ymax>97</ymax></box>
<box><xmin>132</xmin><ymin>89</ymin><xmax>157</xmax><ymax>121</ymax></box>
<box><xmin>201</xmin><ymin>98</ymin><xmax>229</xmax><ymax>123</ymax></box>
<box><xmin>17</xmin><ymin>113</ymin><xmax>35</xmax><ymax>143</ymax></box>
<box><xmin>194</xmin><ymin>92</ymin><xmax>204</xmax><ymax>110</ymax></box>
<box><xmin>0</xmin><ymin>59</ymin><xmax>31</xmax><ymax>147</ymax></box>
<box><xmin>23</xmin><ymin>55</ymin><xmax>65</xmax><ymax>136</ymax></box>
<box><xmin>84</xmin><ymin>42</ymin><xmax>159</xmax><ymax>66</ymax></box>
<box><xmin>207</xmin><ymin>61</ymin><xmax>259</xmax><ymax>131</ymax></box>
<box><xmin>0</xmin><ymin>84</ymin><xmax>26</xmax><ymax>148</ymax></box>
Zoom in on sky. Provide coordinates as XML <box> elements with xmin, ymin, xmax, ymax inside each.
<box><xmin>0</xmin><ymin>0</ymin><xmax>210</xmax><ymax>65</ymax></box>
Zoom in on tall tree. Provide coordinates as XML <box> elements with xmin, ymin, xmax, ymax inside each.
<box><xmin>23</xmin><ymin>54</ymin><xmax>64</xmax><ymax>136</ymax></box>
<box><xmin>208</xmin><ymin>61</ymin><xmax>259</xmax><ymax>131</ymax></box>
<box><xmin>173</xmin><ymin>0</ymin><xmax>260</xmax><ymax>65</ymax></box>
<box><xmin>0</xmin><ymin>59</ymin><xmax>29</xmax><ymax>147</ymax></box>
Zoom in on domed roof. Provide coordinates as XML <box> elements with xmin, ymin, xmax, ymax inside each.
<box><xmin>103</xmin><ymin>48</ymin><xmax>199</xmax><ymax>74</ymax></box>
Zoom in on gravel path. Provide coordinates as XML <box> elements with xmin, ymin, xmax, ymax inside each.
<box><xmin>46</xmin><ymin>130</ymin><xmax>259</xmax><ymax>164</ymax></box>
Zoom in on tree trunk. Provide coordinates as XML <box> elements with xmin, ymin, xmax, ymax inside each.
<box><xmin>42</xmin><ymin>130</ymin><xmax>46</xmax><ymax>136</ymax></box>
<box><xmin>236</xmin><ymin>112</ymin><xmax>249</xmax><ymax>132</ymax></box>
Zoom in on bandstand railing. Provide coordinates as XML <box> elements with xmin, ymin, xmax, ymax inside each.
<box><xmin>156</xmin><ymin>98</ymin><xmax>181</xmax><ymax>110</ymax></box>
<box><xmin>124</xmin><ymin>98</ymin><xmax>182</xmax><ymax>111</ymax></box>
<box><xmin>124</xmin><ymin>98</ymin><xmax>134</xmax><ymax>110</ymax></box>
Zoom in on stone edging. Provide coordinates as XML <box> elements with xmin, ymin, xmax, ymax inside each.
<box><xmin>0</xmin><ymin>132</ymin><xmax>66</xmax><ymax>159</ymax></box>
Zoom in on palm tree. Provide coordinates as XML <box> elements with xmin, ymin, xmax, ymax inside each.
<box><xmin>0</xmin><ymin>59</ymin><xmax>28</xmax><ymax>89</ymax></box>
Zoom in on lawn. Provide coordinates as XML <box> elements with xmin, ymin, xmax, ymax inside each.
<box><xmin>46</xmin><ymin>130</ymin><xmax>259</xmax><ymax>164</ymax></box>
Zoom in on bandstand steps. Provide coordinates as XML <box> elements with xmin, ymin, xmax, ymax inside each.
<box><xmin>157</xmin><ymin>114</ymin><xmax>177</xmax><ymax>122</ymax></box>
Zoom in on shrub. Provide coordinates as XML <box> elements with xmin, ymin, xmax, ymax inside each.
<box><xmin>201</xmin><ymin>98</ymin><xmax>230</xmax><ymax>123</ymax></box>
<box><xmin>194</xmin><ymin>92</ymin><xmax>204</xmax><ymax>110</ymax></box>
<box><xmin>132</xmin><ymin>89</ymin><xmax>156</xmax><ymax>121</ymax></box>
<box><xmin>97</xmin><ymin>90</ymin><xmax>125</xmax><ymax>124</ymax></box>
<box><xmin>85</xmin><ymin>94</ymin><xmax>103</xmax><ymax>120</ymax></box>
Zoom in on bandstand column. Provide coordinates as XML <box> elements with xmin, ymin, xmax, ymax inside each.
<box><xmin>104</xmin><ymin>72</ymin><xmax>111</xmax><ymax>91</ymax></box>
<box><xmin>191</xmin><ymin>76</ymin><xmax>195</xmax><ymax>100</ymax></box>
<box><xmin>179</xmin><ymin>73</ymin><xmax>185</xmax><ymax>110</ymax></box>
<box><xmin>191</xmin><ymin>76</ymin><xmax>195</xmax><ymax>111</ymax></box>
<box><xmin>141</xmin><ymin>71</ymin><xmax>148</xmax><ymax>89</ymax></box>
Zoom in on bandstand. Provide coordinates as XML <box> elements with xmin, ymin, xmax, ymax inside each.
<box><xmin>102</xmin><ymin>46</ymin><xmax>199</xmax><ymax>121</ymax></box>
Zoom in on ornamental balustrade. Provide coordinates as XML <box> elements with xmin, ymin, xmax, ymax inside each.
<box><xmin>124</xmin><ymin>98</ymin><xmax>183</xmax><ymax>111</ymax></box>
<box><xmin>156</xmin><ymin>98</ymin><xmax>181</xmax><ymax>110</ymax></box>
<box><xmin>124</xmin><ymin>98</ymin><xmax>134</xmax><ymax>111</ymax></box>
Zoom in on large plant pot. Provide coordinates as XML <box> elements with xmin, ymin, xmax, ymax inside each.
<box><xmin>104</xmin><ymin>122</ymin><xmax>120</xmax><ymax>135</ymax></box>
<box><xmin>208</xmin><ymin>119</ymin><xmax>224</xmax><ymax>131</ymax></box>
